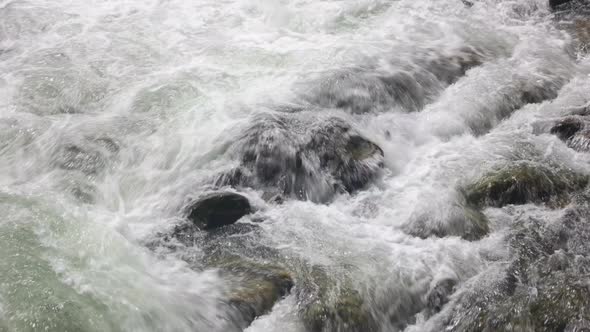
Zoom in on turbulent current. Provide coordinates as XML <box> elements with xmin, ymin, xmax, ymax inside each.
<box><xmin>2</xmin><ymin>0</ymin><xmax>590</xmax><ymax>331</ymax></box>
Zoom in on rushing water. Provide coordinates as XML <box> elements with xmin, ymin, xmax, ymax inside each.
<box><xmin>1</xmin><ymin>0</ymin><xmax>590</xmax><ymax>331</ymax></box>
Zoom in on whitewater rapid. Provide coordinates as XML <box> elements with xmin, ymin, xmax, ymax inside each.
<box><xmin>1</xmin><ymin>0</ymin><xmax>589</xmax><ymax>331</ymax></box>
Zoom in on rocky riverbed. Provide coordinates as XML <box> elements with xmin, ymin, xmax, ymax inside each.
<box><xmin>1</xmin><ymin>0</ymin><xmax>590</xmax><ymax>331</ymax></box>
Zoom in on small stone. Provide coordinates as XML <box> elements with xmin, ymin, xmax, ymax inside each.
<box><xmin>186</xmin><ymin>192</ymin><xmax>252</xmax><ymax>230</ymax></box>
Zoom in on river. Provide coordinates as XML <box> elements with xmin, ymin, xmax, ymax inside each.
<box><xmin>1</xmin><ymin>0</ymin><xmax>590</xmax><ymax>331</ymax></box>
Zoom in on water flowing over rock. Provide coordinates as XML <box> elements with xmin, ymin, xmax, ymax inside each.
<box><xmin>218</xmin><ymin>259</ymin><xmax>294</xmax><ymax>329</ymax></box>
<box><xmin>464</xmin><ymin>162</ymin><xmax>588</xmax><ymax>208</ymax></box>
<box><xmin>550</xmin><ymin>0</ymin><xmax>574</xmax><ymax>9</ymax></box>
<box><xmin>53</xmin><ymin>136</ymin><xmax>120</xmax><ymax>176</ymax></box>
<box><xmin>296</xmin><ymin>266</ymin><xmax>375</xmax><ymax>332</ymax></box>
<box><xmin>216</xmin><ymin>112</ymin><xmax>384</xmax><ymax>203</ymax></box>
<box><xmin>4</xmin><ymin>0</ymin><xmax>590</xmax><ymax>331</ymax></box>
<box><xmin>550</xmin><ymin>116</ymin><xmax>590</xmax><ymax>152</ymax></box>
<box><xmin>431</xmin><ymin>190</ymin><xmax>590</xmax><ymax>331</ymax></box>
<box><xmin>303</xmin><ymin>47</ymin><xmax>485</xmax><ymax>114</ymax></box>
<box><xmin>552</xmin><ymin>0</ymin><xmax>590</xmax><ymax>52</ymax></box>
<box><xmin>405</xmin><ymin>191</ymin><xmax>490</xmax><ymax>241</ymax></box>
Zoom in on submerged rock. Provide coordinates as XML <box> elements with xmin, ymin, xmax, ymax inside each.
<box><xmin>298</xmin><ymin>266</ymin><xmax>374</xmax><ymax>332</ymax></box>
<box><xmin>550</xmin><ymin>117</ymin><xmax>584</xmax><ymax>141</ymax></box>
<box><xmin>304</xmin><ymin>47</ymin><xmax>484</xmax><ymax>114</ymax></box>
<box><xmin>186</xmin><ymin>192</ymin><xmax>252</xmax><ymax>230</ymax></box>
<box><xmin>131</xmin><ymin>79</ymin><xmax>200</xmax><ymax>114</ymax></box>
<box><xmin>17</xmin><ymin>68</ymin><xmax>107</xmax><ymax>115</ymax></box>
<box><xmin>217</xmin><ymin>258</ymin><xmax>294</xmax><ymax>328</ymax></box>
<box><xmin>53</xmin><ymin>136</ymin><xmax>120</xmax><ymax>176</ymax></box>
<box><xmin>166</xmin><ymin>221</ymin><xmax>376</xmax><ymax>330</ymax></box>
<box><xmin>168</xmin><ymin>223</ymin><xmax>370</xmax><ymax>331</ymax></box>
<box><xmin>552</xmin><ymin>0</ymin><xmax>590</xmax><ymax>52</ymax></box>
<box><xmin>568</xmin><ymin>129</ymin><xmax>590</xmax><ymax>152</ymax></box>
<box><xmin>405</xmin><ymin>192</ymin><xmax>490</xmax><ymax>241</ymax></box>
<box><xmin>217</xmin><ymin>112</ymin><xmax>384</xmax><ymax>203</ymax></box>
<box><xmin>550</xmin><ymin>0</ymin><xmax>574</xmax><ymax>9</ymax></box>
<box><xmin>154</xmin><ymin>222</ymin><xmax>293</xmax><ymax>330</ymax></box>
<box><xmin>426</xmin><ymin>278</ymin><xmax>457</xmax><ymax>315</ymax></box>
<box><xmin>569</xmin><ymin>17</ymin><xmax>590</xmax><ymax>53</ymax></box>
<box><xmin>304</xmin><ymin>47</ymin><xmax>484</xmax><ymax>113</ymax></box>
<box><xmin>464</xmin><ymin>162</ymin><xmax>588</xmax><ymax>208</ymax></box>
<box><xmin>305</xmin><ymin>68</ymin><xmax>427</xmax><ymax>114</ymax></box>
<box><xmin>439</xmin><ymin>203</ymin><xmax>590</xmax><ymax>332</ymax></box>
<box><xmin>549</xmin><ymin>117</ymin><xmax>590</xmax><ymax>152</ymax></box>
<box><xmin>56</xmin><ymin>145</ymin><xmax>106</xmax><ymax>175</ymax></box>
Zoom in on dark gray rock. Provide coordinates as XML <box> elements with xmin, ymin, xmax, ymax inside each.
<box><xmin>551</xmin><ymin>117</ymin><xmax>584</xmax><ymax>141</ymax></box>
<box><xmin>550</xmin><ymin>0</ymin><xmax>574</xmax><ymax>9</ymax></box>
<box><xmin>186</xmin><ymin>192</ymin><xmax>252</xmax><ymax>230</ymax></box>
<box><xmin>549</xmin><ymin>116</ymin><xmax>590</xmax><ymax>152</ymax></box>
<box><xmin>426</xmin><ymin>278</ymin><xmax>457</xmax><ymax>314</ymax></box>
<box><xmin>568</xmin><ymin>129</ymin><xmax>590</xmax><ymax>152</ymax></box>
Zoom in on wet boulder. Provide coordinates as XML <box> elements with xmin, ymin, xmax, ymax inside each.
<box><xmin>217</xmin><ymin>112</ymin><xmax>384</xmax><ymax>203</ymax></box>
<box><xmin>302</xmin><ymin>288</ymin><xmax>371</xmax><ymax>332</ymax></box>
<box><xmin>405</xmin><ymin>192</ymin><xmax>490</xmax><ymax>241</ymax></box>
<box><xmin>425</xmin><ymin>278</ymin><xmax>457</xmax><ymax>315</ymax></box>
<box><xmin>305</xmin><ymin>68</ymin><xmax>427</xmax><ymax>113</ymax></box>
<box><xmin>549</xmin><ymin>0</ymin><xmax>590</xmax><ymax>11</ymax></box>
<box><xmin>552</xmin><ymin>0</ymin><xmax>590</xmax><ymax>52</ymax></box>
<box><xmin>550</xmin><ymin>0</ymin><xmax>573</xmax><ymax>8</ymax></box>
<box><xmin>550</xmin><ymin>117</ymin><xmax>584</xmax><ymax>141</ymax></box>
<box><xmin>297</xmin><ymin>266</ymin><xmax>374</xmax><ymax>332</ymax></box>
<box><xmin>152</xmin><ymin>222</ymin><xmax>293</xmax><ymax>330</ymax></box>
<box><xmin>165</xmin><ymin>221</ymin><xmax>374</xmax><ymax>330</ymax></box>
<box><xmin>568</xmin><ymin>129</ymin><xmax>590</xmax><ymax>152</ymax></box>
<box><xmin>568</xmin><ymin>17</ymin><xmax>590</xmax><ymax>53</ymax></box>
<box><xmin>217</xmin><ymin>258</ymin><xmax>294</xmax><ymax>329</ymax></box>
<box><xmin>448</xmin><ymin>271</ymin><xmax>590</xmax><ymax>332</ymax></box>
<box><xmin>186</xmin><ymin>192</ymin><xmax>252</xmax><ymax>230</ymax></box>
<box><xmin>306</xmin><ymin>119</ymin><xmax>384</xmax><ymax>194</ymax></box>
<box><xmin>464</xmin><ymin>162</ymin><xmax>588</xmax><ymax>208</ymax></box>
<box><xmin>303</xmin><ymin>47</ymin><xmax>484</xmax><ymax>114</ymax></box>
<box><xmin>526</xmin><ymin>277</ymin><xmax>590</xmax><ymax>332</ymax></box>
<box><xmin>549</xmin><ymin>117</ymin><xmax>590</xmax><ymax>152</ymax></box>
<box><xmin>438</xmin><ymin>209</ymin><xmax>590</xmax><ymax>332</ymax></box>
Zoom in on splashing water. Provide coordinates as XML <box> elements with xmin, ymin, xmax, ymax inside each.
<box><xmin>1</xmin><ymin>0</ymin><xmax>590</xmax><ymax>331</ymax></box>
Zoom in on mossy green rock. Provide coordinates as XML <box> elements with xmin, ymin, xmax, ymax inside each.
<box><xmin>404</xmin><ymin>202</ymin><xmax>489</xmax><ymax>241</ymax></box>
<box><xmin>212</xmin><ymin>258</ymin><xmax>294</xmax><ymax>326</ymax></box>
<box><xmin>464</xmin><ymin>163</ymin><xmax>588</xmax><ymax>208</ymax></box>
<box><xmin>156</xmin><ymin>222</ymin><xmax>293</xmax><ymax>330</ymax></box>
<box><xmin>528</xmin><ymin>277</ymin><xmax>590</xmax><ymax>332</ymax></box>
<box><xmin>460</xmin><ymin>204</ymin><xmax>490</xmax><ymax>240</ymax></box>
<box><xmin>455</xmin><ymin>274</ymin><xmax>590</xmax><ymax>332</ymax></box>
<box><xmin>302</xmin><ymin>288</ymin><xmax>371</xmax><ymax>332</ymax></box>
<box><xmin>443</xmin><ymin>209</ymin><xmax>590</xmax><ymax>332</ymax></box>
<box><xmin>298</xmin><ymin>266</ymin><xmax>373</xmax><ymax>332</ymax></box>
